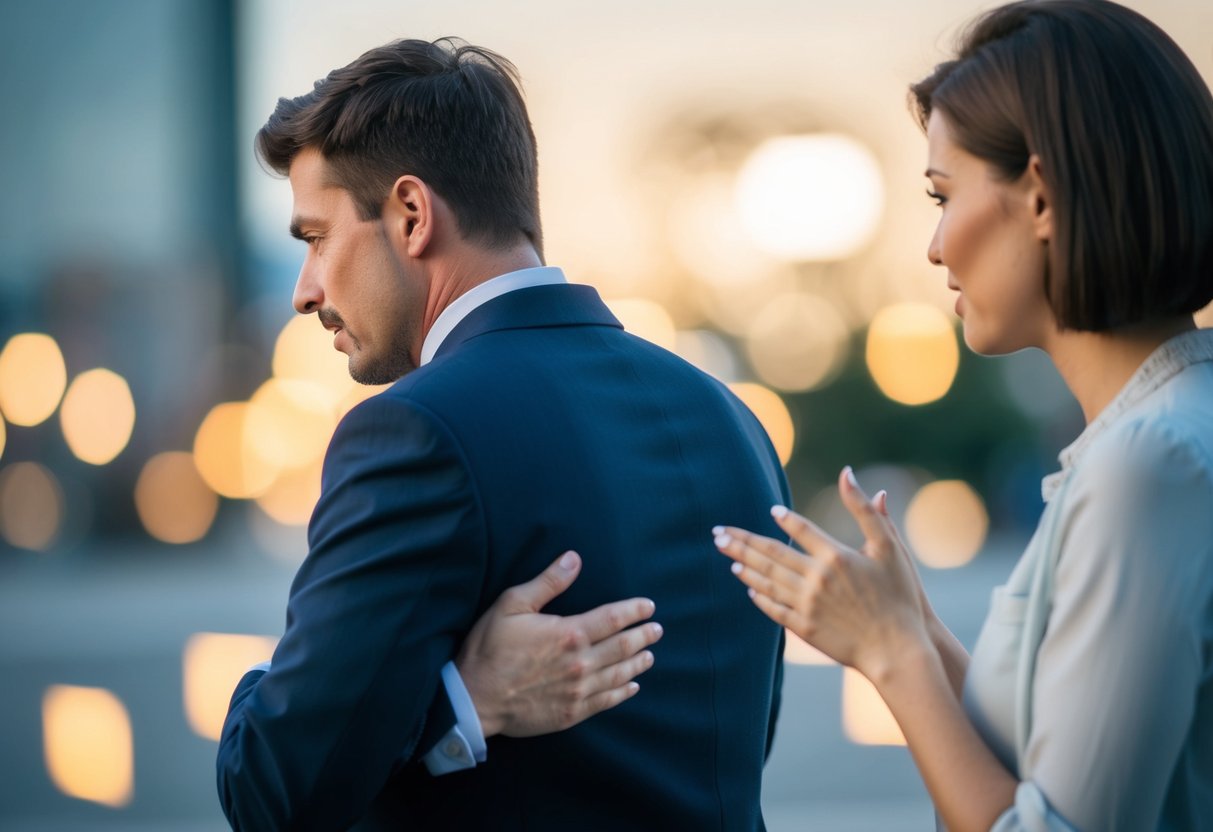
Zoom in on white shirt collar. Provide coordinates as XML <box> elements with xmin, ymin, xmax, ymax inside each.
<box><xmin>419</xmin><ymin>266</ymin><xmax>568</xmax><ymax>365</ymax></box>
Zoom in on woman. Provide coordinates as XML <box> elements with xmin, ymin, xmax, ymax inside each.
<box><xmin>458</xmin><ymin>0</ymin><xmax>1213</xmax><ymax>828</ymax></box>
<box><xmin>712</xmin><ymin>1</ymin><xmax>1213</xmax><ymax>829</ymax></box>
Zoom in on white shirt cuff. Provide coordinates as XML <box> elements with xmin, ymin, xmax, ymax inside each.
<box><xmin>422</xmin><ymin>661</ymin><xmax>487</xmax><ymax>775</ymax></box>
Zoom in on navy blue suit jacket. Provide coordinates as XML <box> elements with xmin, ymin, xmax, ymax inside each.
<box><xmin>217</xmin><ymin>283</ymin><xmax>790</xmax><ymax>831</ymax></box>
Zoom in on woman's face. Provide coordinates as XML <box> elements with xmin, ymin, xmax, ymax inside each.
<box><xmin>924</xmin><ymin>111</ymin><xmax>1055</xmax><ymax>355</ymax></box>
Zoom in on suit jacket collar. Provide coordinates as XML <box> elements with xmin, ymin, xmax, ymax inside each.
<box><xmin>432</xmin><ymin>283</ymin><xmax>623</xmax><ymax>361</ymax></box>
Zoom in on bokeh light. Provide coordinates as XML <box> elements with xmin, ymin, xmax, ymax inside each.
<box><xmin>674</xmin><ymin>329</ymin><xmax>739</xmax><ymax>382</ymax></box>
<box><xmin>865</xmin><ymin>303</ymin><xmax>959</xmax><ymax>406</ymax></box>
<box><xmin>42</xmin><ymin>685</ymin><xmax>134</xmax><ymax>808</ymax></box>
<box><xmin>193</xmin><ymin>402</ymin><xmax>276</xmax><ymax>499</ymax></box>
<box><xmin>0</xmin><ymin>462</ymin><xmax>64</xmax><ymax>552</ymax></box>
<box><xmin>842</xmin><ymin>668</ymin><xmax>905</xmax><ymax>746</ymax></box>
<box><xmin>0</xmin><ymin>332</ymin><xmax>68</xmax><ymax>427</ymax></box>
<box><xmin>783</xmin><ymin>629</ymin><xmax>835</xmax><ymax>665</ymax></box>
<box><xmin>668</xmin><ymin>173</ymin><xmax>778</xmax><ymax>288</ymax></box>
<box><xmin>736</xmin><ymin>134</ymin><xmax>884</xmax><ymax>262</ymax></box>
<box><xmin>183</xmin><ymin>633</ymin><xmax>278</xmax><ymax>742</ymax></box>
<box><xmin>272</xmin><ymin>314</ymin><xmax>354</xmax><ymax>400</ymax></box>
<box><xmin>905</xmin><ymin>479</ymin><xmax>989</xmax><ymax>568</ymax></box>
<box><xmin>59</xmin><ymin>369</ymin><xmax>136</xmax><ymax>465</ymax></box>
<box><xmin>245</xmin><ymin>378</ymin><xmax>336</xmax><ymax>470</ymax></box>
<box><xmin>255</xmin><ymin>458</ymin><xmax>323</xmax><ymax>526</ymax></box>
<box><xmin>745</xmin><ymin>292</ymin><xmax>850</xmax><ymax>392</ymax></box>
<box><xmin>134</xmin><ymin>452</ymin><xmax>220</xmax><ymax>544</ymax></box>
<box><xmin>728</xmin><ymin>382</ymin><xmax>795</xmax><ymax>466</ymax></box>
<box><xmin>605</xmin><ymin>298</ymin><xmax>677</xmax><ymax>351</ymax></box>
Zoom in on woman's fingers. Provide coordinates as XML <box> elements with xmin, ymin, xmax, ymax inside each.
<box><xmin>768</xmin><ymin>504</ymin><xmax>845</xmax><ymax>560</ymax></box>
<box><xmin>714</xmin><ymin>527</ymin><xmax>822</xmax><ymax>610</ymax></box>
<box><xmin>837</xmin><ymin>466</ymin><xmax>894</xmax><ymax>557</ymax></box>
<box><xmin>714</xmin><ymin>524</ymin><xmax>823</xmax><ymax>575</ymax></box>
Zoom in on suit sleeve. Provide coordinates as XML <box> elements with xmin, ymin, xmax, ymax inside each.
<box><xmin>216</xmin><ymin>394</ymin><xmax>487</xmax><ymax>832</ymax></box>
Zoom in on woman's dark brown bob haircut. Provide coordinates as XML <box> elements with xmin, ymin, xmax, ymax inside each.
<box><xmin>257</xmin><ymin>38</ymin><xmax>541</xmax><ymax>254</ymax></box>
<box><xmin>911</xmin><ymin>0</ymin><xmax>1213</xmax><ymax>331</ymax></box>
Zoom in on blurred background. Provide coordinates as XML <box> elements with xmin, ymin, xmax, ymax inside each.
<box><xmin>1</xmin><ymin>0</ymin><xmax>1210</xmax><ymax>829</ymax></box>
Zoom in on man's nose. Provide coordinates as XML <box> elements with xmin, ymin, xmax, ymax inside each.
<box><xmin>292</xmin><ymin>262</ymin><xmax>323</xmax><ymax>314</ymax></box>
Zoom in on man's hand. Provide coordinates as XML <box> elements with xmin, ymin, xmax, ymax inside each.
<box><xmin>455</xmin><ymin>551</ymin><xmax>663</xmax><ymax>738</ymax></box>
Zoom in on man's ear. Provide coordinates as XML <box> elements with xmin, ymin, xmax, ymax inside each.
<box><xmin>1024</xmin><ymin>154</ymin><xmax>1054</xmax><ymax>243</ymax></box>
<box><xmin>386</xmin><ymin>175</ymin><xmax>435</xmax><ymax>258</ymax></box>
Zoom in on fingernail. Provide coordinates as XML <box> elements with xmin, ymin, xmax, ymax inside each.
<box><xmin>628</xmin><ymin>682</ymin><xmax>640</xmax><ymax>694</ymax></box>
<box><xmin>771</xmin><ymin>505</ymin><xmax>788</xmax><ymax>520</ymax></box>
<box><xmin>875</xmin><ymin>490</ymin><xmax>888</xmax><ymax>514</ymax></box>
<box><xmin>747</xmin><ymin>587</ymin><xmax>756</xmax><ymax>599</ymax></box>
<box><xmin>643</xmin><ymin>651</ymin><xmax>654</xmax><ymax>666</ymax></box>
<box><xmin>651</xmin><ymin>622</ymin><xmax>663</xmax><ymax>637</ymax></box>
<box><xmin>559</xmin><ymin>551</ymin><xmax>578</xmax><ymax>571</ymax></box>
<box><xmin>730</xmin><ymin>562</ymin><xmax>743</xmax><ymax>575</ymax></box>
<box><xmin>644</xmin><ymin>599</ymin><xmax>656</xmax><ymax>615</ymax></box>
<box><xmin>714</xmin><ymin>533</ymin><xmax>732</xmax><ymax>548</ymax></box>
<box><xmin>844</xmin><ymin>466</ymin><xmax>858</xmax><ymax>489</ymax></box>
<box><xmin>711</xmin><ymin>525</ymin><xmax>724</xmax><ymax>536</ymax></box>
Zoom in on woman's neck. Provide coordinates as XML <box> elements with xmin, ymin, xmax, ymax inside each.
<box><xmin>1045</xmin><ymin>317</ymin><xmax>1196</xmax><ymax>424</ymax></box>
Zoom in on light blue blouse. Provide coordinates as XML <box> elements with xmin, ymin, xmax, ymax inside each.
<box><xmin>964</xmin><ymin>328</ymin><xmax>1213</xmax><ymax>831</ymax></box>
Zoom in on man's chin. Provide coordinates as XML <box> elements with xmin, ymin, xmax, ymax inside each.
<box><xmin>348</xmin><ymin>354</ymin><xmax>416</xmax><ymax>386</ymax></box>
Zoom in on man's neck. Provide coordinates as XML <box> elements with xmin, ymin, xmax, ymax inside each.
<box><xmin>422</xmin><ymin>243</ymin><xmax>543</xmax><ymax>337</ymax></box>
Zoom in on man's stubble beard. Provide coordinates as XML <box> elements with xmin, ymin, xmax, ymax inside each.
<box><xmin>348</xmin><ymin>340</ymin><xmax>416</xmax><ymax>386</ymax></box>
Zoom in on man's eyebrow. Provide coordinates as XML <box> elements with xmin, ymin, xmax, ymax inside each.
<box><xmin>289</xmin><ymin>217</ymin><xmax>319</xmax><ymax>240</ymax></box>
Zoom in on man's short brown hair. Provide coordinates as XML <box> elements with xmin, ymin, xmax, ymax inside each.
<box><xmin>257</xmin><ymin>37</ymin><xmax>542</xmax><ymax>253</ymax></box>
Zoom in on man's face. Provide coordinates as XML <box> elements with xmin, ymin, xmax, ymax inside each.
<box><xmin>288</xmin><ymin>147</ymin><xmax>424</xmax><ymax>384</ymax></box>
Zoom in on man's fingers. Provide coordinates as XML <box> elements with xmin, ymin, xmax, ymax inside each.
<box><xmin>580</xmin><ymin>645</ymin><xmax>657</xmax><ymax>698</ymax></box>
<box><xmin>576</xmin><ymin>681</ymin><xmax>642</xmax><ymax>724</ymax></box>
<box><xmin>586</xmin><ymin>620</ymin><xmax>664</xmax><ymax>669</ymax></box>
<box><xmin>837</xmin><ymin>467</ymin><xmax>893</xmax><ymax>558</ymax></box>
<box><xmin>499</xmin><ymin>550</ymin><xmax>582</xmax><ymax>613</ymax></box>
<box><xmin>573</xmin><ymin>596</ymin><xmax>657</xmax><ymax>644</ymax></box>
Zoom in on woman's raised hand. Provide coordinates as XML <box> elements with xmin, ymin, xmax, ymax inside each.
<box><xmin>714</xmin><ymin>467</ymin><xmax>932</xmax><ymax>682</ymax></box>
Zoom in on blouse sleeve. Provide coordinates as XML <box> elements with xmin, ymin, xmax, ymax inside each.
<box><xmin>1012</xmin><ymin>416</ymin><xmax>1213</xmax><ymax>830</ymax></box>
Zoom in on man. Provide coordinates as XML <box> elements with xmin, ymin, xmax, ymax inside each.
<box><xmin>217</xmin><ymin>38</ymin><xmax>789</xmax><ymax>831</ymax></box>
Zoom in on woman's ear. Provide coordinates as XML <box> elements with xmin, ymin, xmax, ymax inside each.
<box><xmin>385</xmin><ymin>175</ymin><xmax>435</xmax><ymax>258</ymax></box>
<box><xmin>1024</xmin><ymin>154</ymin><xmax>1054</xmax><ymax>243</ymax></box>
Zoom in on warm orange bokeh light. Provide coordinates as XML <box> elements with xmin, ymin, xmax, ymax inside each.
<box><xmin>605</xmin><ymin>298</ymin><xmax>678</xmax><ymax>351</ymax></box>
<box><xmin>0</xmin><ymin>462</ymin><xmax>64</xmax><ymax>551</ymax></box>
<box><xmin>865</xmin><ymin>303</ymin><xmax>959</xmax><ymax>406</ymax></box>
<box><xmin>183</xmin><ymin>632</ymin><xmax>278</xmax><ymax>741</ymax></box>
<box><xmin>134</xmin><ymin>452</ymin><xmax>220</xmax><ymax>544</ymax></box>
<box><xmin>255</xmin><ymin>458</ymin><xmax>324</xmax><ymax>526</ymax></box>
<box><xmin>841</xmin><ymin>668</ymin><xmax>905</xmax><ymax>746</ymax></box>
<box><xmin>728</xmin><ymin>382</ymin><xmax>795</xmax><ymax>466</ymax></box>
<box><xmin>42</xmin><ymin>685</ymin><xmax>134</xmax><ymax>808</ymax></box>
<box><xmin>59</xmin><ymin>369</ymin><xmax>136</xmax><ymax>465</ymax></box>
<box><xmin>245</xmin><ymin>378</ymin><xmax>336</xmax><ymax>470</ymax></box>
<box><xmin>0</xmin><ymin>332</ymin><xmax>67</xmax><ymax>427</ymax></box>
<box><xmin>905</xmin><ymin>479</ymin><xmax>989</xmax><ymax>569</ymax></box>
<box><xmin>745</xmin><ymin>292</ymin><xmax>849</xmax><ymax>392</ymax></box>
<box><xmin>272</xmin><ymin>314</ymin><xmax>355</xmax><ymax>400</ymax></box>
<box><xmin>193</xmin><ymin>402</ymin><xmax>276</xmax><ymax>499</ymax></box>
